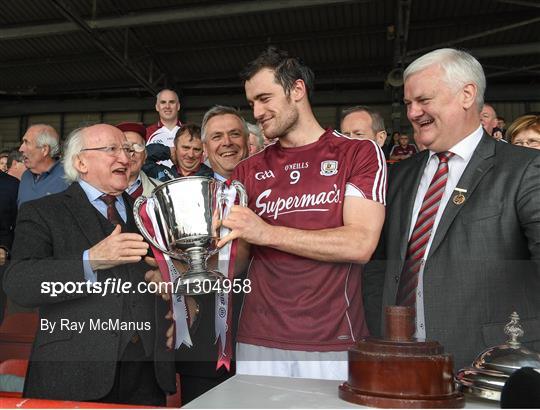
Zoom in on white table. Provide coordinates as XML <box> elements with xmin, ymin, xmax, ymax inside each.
<box><xmin>184</xmin><ymin>374</ymin><xmax>497</xmax><ymax>409</ymax></box>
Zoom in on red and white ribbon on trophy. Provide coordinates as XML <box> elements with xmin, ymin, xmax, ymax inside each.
<box><xmin>215</xmin><ymin>182</ymin><xmax>239</xmax><ymax>371</ymax></box>
<box><xmin>138</xmin><ymin>198</ymin><xmax>192</xmax><ymax>348</ymax></box>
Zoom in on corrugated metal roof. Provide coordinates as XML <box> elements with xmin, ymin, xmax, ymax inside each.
<box><xmin>0</xmin><ymin>0</ymin><xmax>538</xmax><ymax>99</ymax></box>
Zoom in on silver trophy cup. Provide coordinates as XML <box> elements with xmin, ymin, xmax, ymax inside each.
<box><xmin>133</xmin><ymin>176</ymin><xmax>248</xmax><ymax>295</ymax></box>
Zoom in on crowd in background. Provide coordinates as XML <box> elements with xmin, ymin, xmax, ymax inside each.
<box><xmin>0</xmin><ymin>99</ymin><xmax>538</xmax><ymax>182</ymax></box>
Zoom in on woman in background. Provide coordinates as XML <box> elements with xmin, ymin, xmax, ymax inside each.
<box><xmin>507</xmin><ymin>114</ymin><xmax>540</xmax><ymax>151</ymax></box>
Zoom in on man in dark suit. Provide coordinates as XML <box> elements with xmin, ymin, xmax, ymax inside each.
<box><xmin>3</xmin><ymin>124</ymin><xmax>175</xmax><ymax>405</ymax></box>
<box><xmin>173</xmin><ymin>106</ymin><xmax>249</xmax><ymax>404</ymax></box>
<box><xmin>364</xmin><ymin>48</ymin><xmax>540</xmax><ymax>371</ymax></box>
<box><xmin>0</xmin><ymin>171</ymin><xmax>19</xmax><ymax>324</ymax></box>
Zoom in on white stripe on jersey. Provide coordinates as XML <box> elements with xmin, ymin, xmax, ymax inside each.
<box><xmin>345</xmin><ymin>182</ymin><xmax>366</xmax><ymax>198</ymax></box>
<box><xmin>332</xmin><ymin>131</ymin><xmax>387</xmax><ymax>205</ymax></box>
<box><xmin>371</xmin><ymin>140</ymin><xmax>387</xmax><ymax>205</ymax></box>
<box><xmin>343</xmin><ymin>263</ymin><xmax>355</xmax><ymax>343</ymax></box>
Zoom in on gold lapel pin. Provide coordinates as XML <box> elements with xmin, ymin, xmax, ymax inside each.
<box><xmin>453</xmin><ymin>188</ymin><xmax>467</xmax><ymax>205</ymax></box>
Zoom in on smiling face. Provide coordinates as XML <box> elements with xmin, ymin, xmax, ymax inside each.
<box><xmin>175</xmin><ymin>132</ymin><xmax>204</xmax><ymax>175</ymax></box>
<box><xmin>404</xmin><ymin>64</ymin><xmax>478</xmax><ymax>153</ymax></box>
<box><xmin>155</xmin><ymin>89</ymin><xmax>180</xmax><ymax>123</ymax></box>
<box><xmin>245</xmin><ymin>68</ymin><xmax>299</xmax><ymax>141</ymax></box>
<box><xmin>76</xmin><ymin>124</ymin><xmax>130</xmax><ymax>195</ymax></box>
<box><xmin>204</xmin><ymin>113</ymin><xmax>248</xmax><ymax>179</ymax></box>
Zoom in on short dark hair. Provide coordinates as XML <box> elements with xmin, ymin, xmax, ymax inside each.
<box><xmin>7</xmin><ymin>149</ymin><xmax>23</xmax><ymax>168</ymax></box>
<box><xmin>240</xmin><ymin>46</ymin><xmax>315</xmax><ymax>101</ymax></box>
<box><xmin>174</xmin><ymin>123</ymin><xmax>201</xmax><ymax>145</ymax></box>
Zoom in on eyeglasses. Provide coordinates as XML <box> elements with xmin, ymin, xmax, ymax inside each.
<box><xmin>513</xmin><ymin>139</ymin><xmax>540</xmax><ymax>148</ymax></box>
<box><xmin>80</xmin><ymin>145</ymin><xmax>135</xmax><ymax>157</ymax></box>
<box><xmin>130</xmin><ymin>143</ymin><xmax>146</xmax><ymax>153</ymax></box>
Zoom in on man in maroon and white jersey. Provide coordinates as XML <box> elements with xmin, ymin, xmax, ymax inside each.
<box><xmin>146</xmin><ymin>89</ymin><xmax>182</xmax><ymax>168</ymax></box>
<box><xmin>218</xmin><ymin>47</ymin><xmax>387</xmax><ymax>380</ymax></box>
<box><xmin>389</xmin><ymin>133</ymin><xmax>418</xmax><ymax>160</ymax></box>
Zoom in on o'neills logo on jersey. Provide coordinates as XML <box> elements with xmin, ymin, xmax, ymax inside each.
<box><xmin>255</xmin><ymin>184</ymin><xmax>341</xmax><ymax>220</ymax></box>
<box><xmin>284</xmin><ymin>162</ymin><xmax>309</xmax><ymax>171</ymax></box>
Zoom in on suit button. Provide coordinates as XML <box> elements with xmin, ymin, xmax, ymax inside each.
<box><xmin>394</xmin><ymin>275</ymin><xmax>399</xmax><ymax>283</ymax></box>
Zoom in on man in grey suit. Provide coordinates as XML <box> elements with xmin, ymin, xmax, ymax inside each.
<box><xmin>364</xmin><ymin>48</ymin><xmax>540</xmax><ymax>371</ymax></box>
<box><xmin>3</xmin><ymin>124</ymin><xmax>175</xmax><ymax>405</ymax></box>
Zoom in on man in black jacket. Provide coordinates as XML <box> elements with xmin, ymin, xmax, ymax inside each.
<box><xmin>3</xmin><ymin>124</ymin><xmax>175</xmax><ymax>404</ymax></box>
<box><xmin>176</xmin><ymin>106</ymin><xmax>249</xmax><ymax>404</ymax></box>
<box><xmin>0</xmin><ymin>171</ymin><xmax>19</xmax><ymax>325</ymax></box>
<box><xmin>145</xmin><ymin>106</ymin><xmax>249</xmax><ymax>404</ymax></box>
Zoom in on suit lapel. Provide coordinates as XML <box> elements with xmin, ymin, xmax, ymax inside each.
<box><xmin>63</xmin><ymin>182</ymin><xmax>107</xmax><ymax>246</ymax></box>
<box><xmin>397</xmin><ymin>152</ymin><xmax>429</xmax><ymax>260</ymax></box>
<box><xmin>427</xmin><ymin>134</ymin><xmax>496</xmax><ymax>258</ymax></box>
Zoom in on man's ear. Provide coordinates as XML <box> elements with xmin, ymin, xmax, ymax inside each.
<box><xmin>74</xmin><ymin>154</ymin><xmax>87</xmax><ymax>175</ymax></box>
<box><xmin>462</xmin><ymin>83</ymin><xmax>477</xmax><ymax>110</ymax></box>
<box><xmin>376</xmin><ymin>131</ymin><xmax>387</xmax><ymax>148</ymax></box>
<box><xmin>41</xmin><ymin>144</ymin><xmax>51</xmax><ymax>158</ymax></box>
<box><xmin>200</xmin><ymin>144</ymin><xmax>208</xmax><ymax>163</ymax></box>
<box><xmin>290</xmin><ymin>79</ymin><xmax>307</xmax><ymax>102</ymax></box>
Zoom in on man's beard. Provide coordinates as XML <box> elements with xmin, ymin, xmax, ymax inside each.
<box><xmin>266</xmin><ymin>105</ymin><xmax>299</xmax><ymax>140</ymax></box>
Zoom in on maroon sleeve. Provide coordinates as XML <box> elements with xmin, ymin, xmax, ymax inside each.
<box><xmin>347</xmin><ymin>141</ymin><xmax>387</xmax><ymax>205</ymax></box>
<box><xmin>145</xmin><ymin>123</ymin><xmax>159</xmax><ymax>142</ymax></box>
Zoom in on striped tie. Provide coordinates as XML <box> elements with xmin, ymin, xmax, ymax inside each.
<box><xmin>396</xmin><ymin>151</ymin><xmax>454</xmax><ymax>307</ymax></box>
<box><xmin>99</xmin><ymin>194</ymin><xmax>124</xmax><ymax>228</ymax></box>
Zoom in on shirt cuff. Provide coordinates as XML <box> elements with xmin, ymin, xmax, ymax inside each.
<box><xmin>83</xmin><ymin>250</ymin><xmax>98</xmax><ymax>283</ymax></box>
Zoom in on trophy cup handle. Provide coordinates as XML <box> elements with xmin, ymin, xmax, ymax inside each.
<box><xmin>133</xmin><ymin>195</ymin><xmax>170</xmax><ymax>255</ymax></box>
<box><xmin>230</xmin><ymin>180</ymin><xmax>248</xmax><ymax>207</ymax></box>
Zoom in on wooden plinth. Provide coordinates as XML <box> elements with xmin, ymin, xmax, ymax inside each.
<box><xmin>339</xmin><ymin>306</ymin><xmax>464</xmax><ymax>408</ymax></box>
<box><xmin>339</xmin><ymin>382</ymin><xmax>465</xmax><ymax>408</ymax></box>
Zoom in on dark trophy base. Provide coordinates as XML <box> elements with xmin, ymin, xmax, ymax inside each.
<box><xmin>339</xmin><ymin>306</ymin><xmax>464</xmax><ymax>409</ymax></box>
<box><xmin>175</xmin><ymin>270</ymin><xmax>225</xmax><ymax>295</ymax></box>
<box><xmin>339</xmin><ymin>383</ymin><xmax>465</xmax><ymax>408</ymax></box>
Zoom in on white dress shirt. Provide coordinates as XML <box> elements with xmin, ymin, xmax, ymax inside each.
<box><xmin>409</xmin><ymin>126</ymin><xmax>484</xmax><ymax>338</ymax></box>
